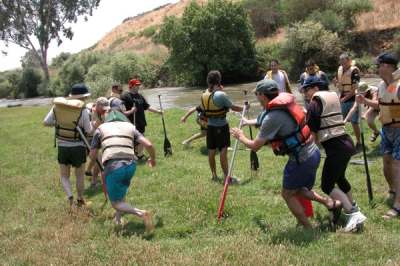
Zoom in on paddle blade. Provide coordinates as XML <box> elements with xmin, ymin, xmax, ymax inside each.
<box><xmin>164</xmin><ymin>137</ymin><xmax>172</xmax><ymax>157</ymax></box>
<box><xmin>250</xmin><ymin>150</ymin><xmax>259</xmax><ymax>171</ymax></box>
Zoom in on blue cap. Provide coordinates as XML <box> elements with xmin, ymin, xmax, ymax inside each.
<box><xmin>374</xmin><ymin>52</ymin><xmax>398</xmax><ymax>66</ymax></box>
<box><xmin>300</xmin><ymin>76</ymin><xmax>325</xmax><ymax>92</ymax></box>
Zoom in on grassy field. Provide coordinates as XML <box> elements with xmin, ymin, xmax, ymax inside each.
<box><xmin>0</xmin><ymin>106</ymin><xmax>399</xmax><ymax>265</ymax></box>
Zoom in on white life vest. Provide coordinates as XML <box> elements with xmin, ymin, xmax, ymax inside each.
<box><xmin>337</xmin><ymin>65</ymin><xmax>359</xmax><ymax>93</ymax></box>
<box><xmin>98</xmin><ymin>121</ymin><xmax>136</xmax><ymax>164</ymax></box>
<box><xmin>378</xmin><ymin>69</ymin><xmax>400</xmax><ymax>126</ymax></box>
<box><xmin>312</xmin><ymin>91</ymin><xmax>346</xmax><ymax>142</ymax></box>
<box><xmin>53</xmin><ymin>97</ymin><xmax>85</xmax><ymax>142</ymax></box>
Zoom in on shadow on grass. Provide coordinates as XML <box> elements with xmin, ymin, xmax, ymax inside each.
<box><xmin>269</xmin><ymin>212</ymin><xmax>332</xmax><ymax>246</ymax></box>
<box><xmin>84</xmin><ymin>185</ymin><xmax>103</xmax><ymax>198</ymax></box>
<box><xmin>200</xmin><ymin>146</ymin><xmax>208</xmax><ymax>156</ymax></box>
<box><xmin>114</xmin><ymin>215</ymin><xmax>164</xmax><ymax>240</ymax></box>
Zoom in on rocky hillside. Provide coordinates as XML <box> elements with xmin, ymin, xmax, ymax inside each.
<box><xmin>93</xmin><ymin>0</ymin><xmax>400</xmax><ymax>54</ymax></box>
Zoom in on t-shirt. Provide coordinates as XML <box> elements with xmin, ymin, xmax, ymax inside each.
<box><xmin>91</xmin><ymin>126</ymin><xmax>144</xmax><ymax>176</ymax></box>
<box><xmin>43</xmin><ymin>107</ymin><xmax>93</xmax><ymax>147</ymax></box>
<box><xmin>257</xmin><ymin>109</ymin><xmax>318</xmax><ymax>162</ymax></box>
<box><xmin>207</xmin><ymin>91</ymin><xmax>233</xmax><ymax>127</ymax></box>
<box><xmin>306</xmin><ymin>98</ymin><xmax>355</xmax><ymax>156</ymax></box>
<box><xmin>120</xmin><ymin>91</ymin><xmax>150</xmax><ymax>129</ymax></box>
<box><xmin>265</xmin><ymin>71</ymin><xmax>287</xmax><ymax>92</ymax></box>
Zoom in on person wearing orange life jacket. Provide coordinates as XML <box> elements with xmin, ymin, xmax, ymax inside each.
<box><xmin>264</xmin><ymin>59</ymin><xmax>292</xmax><ymax>93</ymax></box>
<box><xmin>231</xmin><ymin>79</ymin><xmax>340</xmax><ymax>229</ymax></box>
<box><xmin>301</xmin><ymin>76</ymin><xmax>367</xmax><ymax>232</ymax></box>
<box><xmin>43</xmin><ymin>84</ymin><xmax>95</xmax><ymax>207</ymax></box>
<box><xmin>90</xmin><ymin>106</ymin><xmax>156</xmax><ymax>230</ymax></box>
<box><xmin>356</xmin><ymin>52</ymin><xmax>400</xmax><ymax>219</ymax></box>
<box><xmin>334</xmin><ymin>53</ymin><xmax>362</xmax><ymax>152</ymax></box>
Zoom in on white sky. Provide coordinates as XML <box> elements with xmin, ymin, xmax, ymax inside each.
<box><xmin>0</xmin><ymin>0</ymin><xmax>178</xmax><ymax>71</ymax></box>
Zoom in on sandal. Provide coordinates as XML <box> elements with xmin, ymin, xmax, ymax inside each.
<box><xmin>328</xmin><ymin>200</ymin><xmax>342</xmax><ymax>225</ymax></box>
<box><xmin>370</xmin><ymin>132</ymin><xmax>379</xmax><ymax>142</ymax></box>
<box><xmin>382</xmin><ymin>207</ymin><xmax>400</xmax><ymax>220</ymax></box>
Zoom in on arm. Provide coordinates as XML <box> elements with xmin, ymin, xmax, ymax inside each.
<box><xmin>148</xmin><ymin>106</ymin><xmax>162</xmax><ymax>114</ymax></box>
<box><xmin>230</xmin><ymin>104</ymin><xmax>243</xmax><ymax>112</ymax></box>
<box><xmin>344</xmin><ymin>101</ymin><xmax>358</xmax><ymax>123</ymax></box>
<box><xmin>356</xmin><ymin>95</ymin><xmax>379</xmax><ymax>109</ymax></box>
<box><xmin>181</xmin><ymin>107</ymin><xmax>197</xmax><ymax>123</ymax></box>
<box><xmin>43</xmin><ymin>107</ymin><xmax>56</xmax><ymax>127</ymax></box>
<box><xmin>231</xmin><ymin>127</ymin><xmax>266</xmax><ymax>152</ymax></box>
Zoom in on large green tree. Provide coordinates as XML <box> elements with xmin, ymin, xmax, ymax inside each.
<box><xmin>0</xmin><ymin>0</ymin><xmax>100</xmax><ymax>83</ymax></box>
<box><xmin>157</xmin><ymin>0</ymin><xmax>257</xmax><ymax>85</ymax></box>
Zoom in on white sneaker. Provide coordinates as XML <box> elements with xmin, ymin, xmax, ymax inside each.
<box><xmin>344</xmin><ymin>211</ymin><xmax>367</xmax><ymax>232</ymax></box>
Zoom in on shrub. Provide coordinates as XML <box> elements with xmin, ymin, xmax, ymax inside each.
<box><xmin>354</xmin><ymin>53</ymin><xmax>377</xmax><ymax>74</ymax></box>
<box><xmin>19</xmin><ymin>67</ymin><xmax>42</xmax><ymax>98</ymax></box>
<box><xmin>139</xmin><ymin>25</ymin><xmax>157</xmax><ymax>38</ymax></box>
<box><xmin>282</xmin><ymin>20</ymin><xmax>343</xmax><ymax>78</ymax></box>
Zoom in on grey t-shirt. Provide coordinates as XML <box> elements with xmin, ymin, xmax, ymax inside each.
<box><xmin>91</xmin><ymin>126</ymin><xmax>144</xmax><ymax>176</ymax></box>
<box><xmin>109</xmin><ymin>97</ymin><xmax>126</xmax><ymax>112</ymax></box>
<box><xmin>207</xmin><ymin>91</ymin><xmax>233</xmax><ymax>127</ymax></box>
<box><xmin>257</xmin><ymin>109</ymin><xmax>318</xmax><ymax>162</ymax></box>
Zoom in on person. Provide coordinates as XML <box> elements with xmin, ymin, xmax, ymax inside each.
<box><xmin>334</xmin><ymin>53</ymin><xmax>362</xmax><ymax>152</ymax></box>
<box><xmin>201</xmin><ymin>70</ymin><xmax>244</xmax><ymax>182</ymax></box>
<box><xmin>343</xmin><ymin>82</ymin><xmax>380</xmax><ymax>142</ymax></box>
<box><xmin>180</xmin><ymin>105</ymin><xmax>207</xmax><ymax>147</ymax></box>
<box><xmin>43</xmin><ymin>84</ymin><xmax>94</xmax><ymax>207</ymax></box>
<box><xmin>356</xmin><ymin>52</ymin><xmax>400</xmax><ymax>219</ymax></box>
<box><xmin>121</xmin><ymin>78</ymin><xmax>162</xmax><ymax>159</ymax></box>
<box><xmin>90</xmin><ymin>106</ymin><xmax>156</xmax><ymax>231</ymax></box>
<box><xmin>299</xmin><ymin>59</ymin><xmax>329</xmax><ymax>91</ymax></box>
<box><xmin>264</xmin><ymin>59</ymin><xmax>292</xmax><ymax>93</ymax></box>
<box><xmin>231</xmin><ymin>79</ymin><xmax>340</xmax><ymax>229</ymax></box>
<box><xmin>108</xmin><ymin>83</ymin><xmax>127</xmax><ymax>113</ymax></box>
<box><xmin>301</xmin><ymin>76</ymin><xmax>367</xmax><ymax>232</ymax></box>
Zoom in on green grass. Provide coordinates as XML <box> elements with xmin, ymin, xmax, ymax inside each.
<box><xmin>0</xmin><ymin>106</ymin><xmax>399</xmax><ymax>265</ymax></box>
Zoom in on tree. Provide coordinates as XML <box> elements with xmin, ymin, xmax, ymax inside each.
<box><xmin>0</xmin><ymin>0</ymin><xmax>100</xmax><ymax>83</ymax></box>
<box><xmin>157</xmin><ymin>0</ymin><xmax>257</xmax><ymax>85</ymax></box>
<box><xmin>19</xmin><ymin>67</ymin><xmax>42</xmax><ymax>98</ymax></box>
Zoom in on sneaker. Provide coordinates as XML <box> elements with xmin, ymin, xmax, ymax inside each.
<box><xmin>344</xmin><ymin>211</ymin><xmax>367</xmax><ymax>232</ymax></box>
<box><xmin>228</xmin><ymin>176</ymin><xmax>241</xmax><ymax>185</ymax></box>
<box><xmin>143</xmin><ymin>211</ymin><xmax>154</xmax><ymax>233</ymax></box>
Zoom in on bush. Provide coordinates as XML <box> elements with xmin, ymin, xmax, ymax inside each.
<box><xmin>0</xmin><ymin>70</ymin><xmax>22</xmax><ymax>98</ymax></box>
<box><xmin>109</xmin><ymin>36</ymin><xmax>128</xmax><ymax>50</ymax></box>
<box><xmin>139</xmin><ymin>25</ymin><xmax>157</xmax><ymax>38</ymax></box>
<box><xmin>255</xmin><ymin>42</ymin><xmax>288</xmax><ymax>78</ymax></box>
<box><xmin>86</xmin><ymin>76</ymin><xmax>116</xmax><ymax>99</ymax></box>
<box><xmin>354</xmin><ymin>53</ymin><xmax>377</xmax><ymax>74</ymax></box>
<box><xmin>19</xmin><ymin>67</ymin><xmax>42</xmax><ymax>98</ymax></box>
<box><xmin>157</xmin><ymin>0</ymin><xmax>257</xmax><ymax>85</ymax></box>
<box><xmin>282</xmin><ymin>20</ymin><xmax>343</xmax><ymax>78</ymax></box>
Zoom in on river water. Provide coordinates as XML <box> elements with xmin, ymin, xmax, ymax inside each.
<box><xmin>0</xmin><ymin>78</ymin><xmax>382</xmax><ymax>118</ymax></box>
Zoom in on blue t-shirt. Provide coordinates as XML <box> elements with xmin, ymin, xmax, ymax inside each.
<box><xmin>207</xmin><ymin>91</ymin><xmax>233</xmax><ymax>127</ymax></box>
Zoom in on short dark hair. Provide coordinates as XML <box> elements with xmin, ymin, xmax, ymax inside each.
<box><xmin>207</xmin><ymin>70</ymin><xmax>221</xmax><ymax>87</ymax></box>
<box><xmin>264</xmin><ymin>91</ymin><xmax>279</xmax><ymax>100</ymax></box>
<box><xmin>270</xmin><ymin>59</ymin><xmax>279</xmax><ymax>65</ymax></box>
<box><xmin>305</xmin><ymin>59</ymin><xmax>316</xmax><ymax>67</ymax></box>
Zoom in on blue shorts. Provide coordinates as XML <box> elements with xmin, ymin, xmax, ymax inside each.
<box><xmin>381</xmin><ymin>127</ymin><xmax>400</xmax><ymax>160</ymax></box>
<box><xmin>105</xmin><ymin>161</ymin><xmax>136</xmax><ymax>202</ymax></box>
<box><xmin>283</xmin><ymin>149</ymin><xmax>321</xmax><ymax>190</ymax></box>
<box><xmin>341</xmin><ymin>100</ymin><xmax>359</xmax><ymax>124</ymax></box>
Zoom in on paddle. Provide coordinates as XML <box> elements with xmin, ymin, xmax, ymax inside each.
<box><xmin>158</xmin><ymin>95</ymin><xmax>172</xmax><ymax>157</ymax></box>
<box><xmin>76</xmin><ymin>126</ymin><xmax>108</xmax><ymax>205</ymax></box>
<box><xmin>217</xmin><ymin>104</ymin><xmax>248</xmax><ymax>222</ymax></box>
<box><xmin>356</xmin><ymin>86</ymin><xmax>373</xmax><ymax>203</ymax></box>
<box><xmin>243</xmin><ymin>90</ymin><xmax>259</xmax><ymax>171</ymax></box>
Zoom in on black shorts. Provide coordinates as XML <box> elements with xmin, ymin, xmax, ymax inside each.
<box><xmin>206</xmin><ymin>124</ymin><xmax>230</xmax><ymax>150</ymax></box>
<box><xmin>58</xmin><ymin>146</ymin><xmax>87</xmax><ymax>167</ymax></box>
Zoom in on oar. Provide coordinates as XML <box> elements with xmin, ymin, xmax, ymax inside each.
<box><xmin>356</xmin><ymin>88</ymin><xmax>373</xmax><ymax>203</ymax></box>
<box><xmin>217</xmin><ymin>104</ymin><xmax>248</xmax><ymax>222</ymax></box>
<box><xmin>158</xmin><ymin>95</ymin><xmax>172</xmax><ymax>157</ymax></box>
<box><xmin>244</xmin><ymin>90</ymin><xmax>259</xmax><ymax>171</ymax></box>
<box><xmin>76</xmin><ymin>126</ymin><xmax>108</xmax><ymax>205</ymax></box>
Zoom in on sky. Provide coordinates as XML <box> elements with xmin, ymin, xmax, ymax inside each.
<box><xmin>0</xmin><ymin>0</ymin><xmax>179</xmax><ymax>71</ymax></box>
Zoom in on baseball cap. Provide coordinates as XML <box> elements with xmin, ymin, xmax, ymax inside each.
<box><xmin>300</xmin><ymin>76</ymin><xmax>325</xmax><ymax>92</ymax></box>
<box><xmin>374</xmin><ymin>52</ymin><xmax>399</xmax><ymax>66</ymax></box>
<box><xmin>254</xmin><ymin>79</ymin><xmax>279</xmax><ymax>95</ymax></box>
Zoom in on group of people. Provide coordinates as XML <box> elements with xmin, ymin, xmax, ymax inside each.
<box><xmin>44</xmin><ymin>78</ymin><xmax>162</xmax><ymax>231</ymax></box>
<box><xmin>44</xmin><ymin>50</ymin><xmax>400</xmax><ymax>233</ymax></box>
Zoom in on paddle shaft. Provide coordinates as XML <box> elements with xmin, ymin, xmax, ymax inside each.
<box><xmin>217</xmin><ymin>105</ymin><xmax>248</xmax><ymax>222</ymax></box>
<box><xmin>357</xmin><ymin>103</ymin><xmax>373</xmax><ymax>202</ymax></box>
<box><xmin>158</xmin><ymin>95</ymin><xmax>168</xmax><ymax>139</ymax></box>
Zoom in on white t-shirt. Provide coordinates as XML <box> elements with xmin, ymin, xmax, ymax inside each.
<box><xmin>265</xmin><ymin>71</ymin><xmax>287</xmax><ymax>92</ymax></box>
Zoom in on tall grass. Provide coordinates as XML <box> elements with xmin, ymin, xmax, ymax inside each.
<box><xmin>0</xmin><ymin>106</ymin><xmax>399</xmax><ymax>265</ymax></box>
